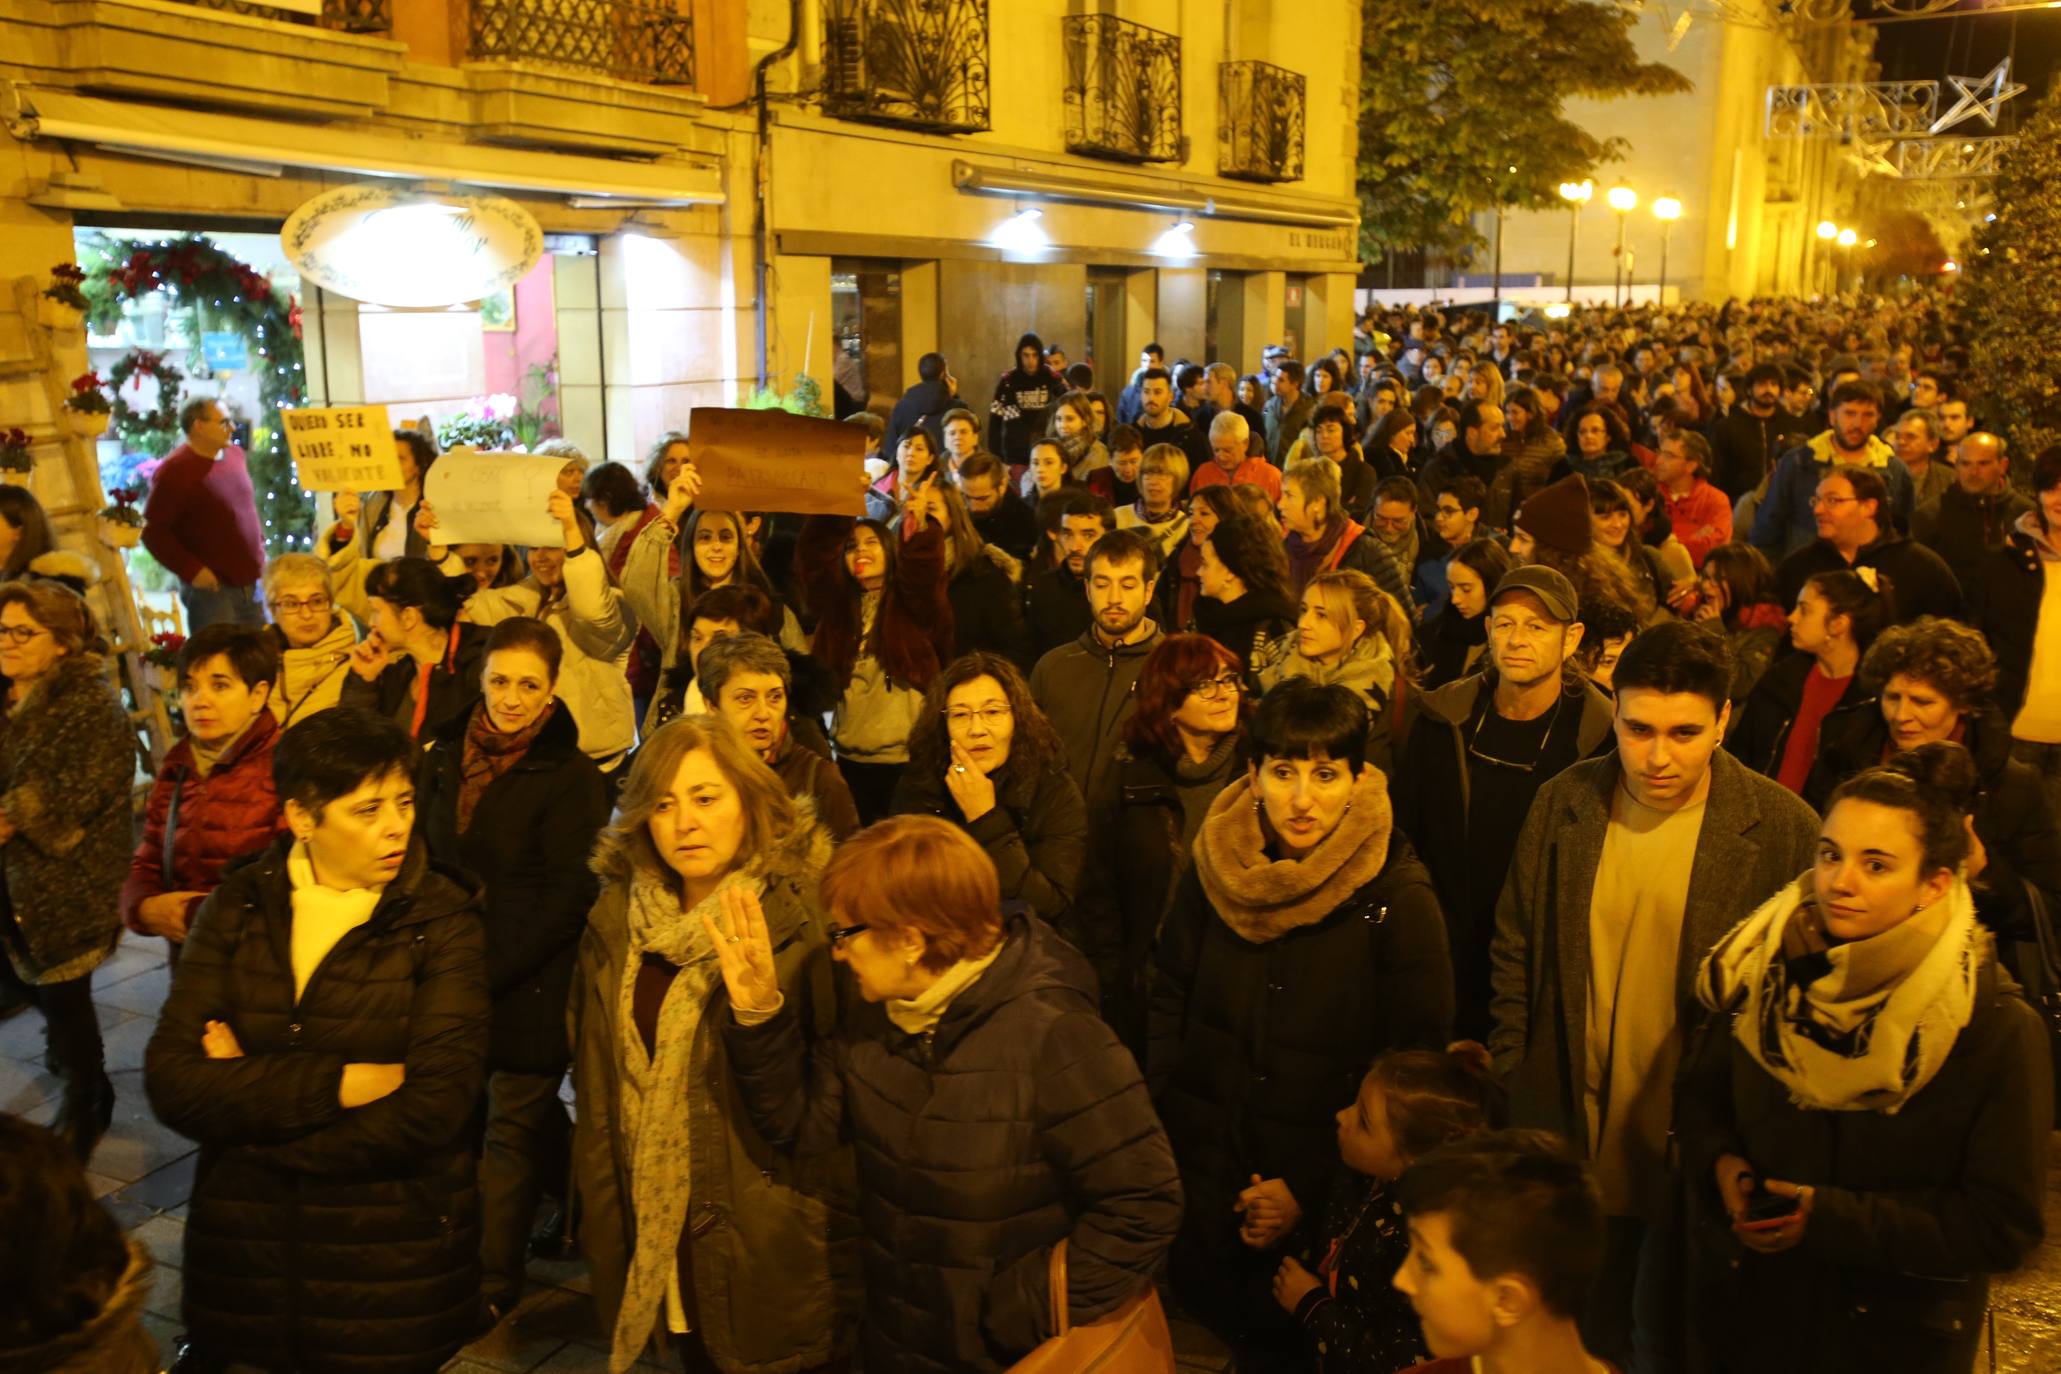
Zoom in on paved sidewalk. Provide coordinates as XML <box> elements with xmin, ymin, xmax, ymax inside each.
<box><xmin>21</xmin><ymin>928</ymin><xmax>2052</xmax><ymax>1372</ymax></box>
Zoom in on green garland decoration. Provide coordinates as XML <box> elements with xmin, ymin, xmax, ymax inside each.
<box><xmin>81</xmin><ymin>234</ymin><xmax>314</xmax><ymax>551</ymax></box>
<box><xmin>105</xmin><ymin>349</ymin><xmax>185</xmax><ymax>451</ymax></box>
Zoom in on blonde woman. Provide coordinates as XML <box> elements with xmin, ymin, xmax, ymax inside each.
<box><xmin>569</xmin><ymin>715</ymin><xmax>859</xmax><ymax>1373</ymax></box>
<box><xmin>1259</xmin><ymin>569</ymin><xmax>1416</xmax><ymax>773</ymax></box>
<box><xmin>1116</xmin><ymin>442</ymin><xmax>1193</xmax><ymax>566</ymax></box>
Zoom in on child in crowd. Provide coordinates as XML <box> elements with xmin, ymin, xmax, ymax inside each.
<box><xmin>1394</xmin><ymin>1130</ymin><xmax>1616</xmax><ymax>1374</ymax></box>
<box><xmin>1267</xmin><ymin>1046</ymin><xmax>1502</xmax><ymax>1372</ymax></box>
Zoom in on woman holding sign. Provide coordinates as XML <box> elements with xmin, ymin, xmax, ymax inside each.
<box><xmin>620</xmin><ymin>464</ymin><xmax>806</xmax><ymax>730</ymax></box>
<box><xmin>797</xmin><ymin>474</ymin><xmax>955</xmax><ymax>826</ymax></box>
<box><xmin>323</xmin><ymin>428</ymin><xmax>438</xmax><ymax>622</ymax></box>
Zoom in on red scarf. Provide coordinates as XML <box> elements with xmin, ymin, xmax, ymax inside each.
<box><xmin>457</xmin><ymin>700</ymin><xmax>554</xmax><ymax>833</ymax></box>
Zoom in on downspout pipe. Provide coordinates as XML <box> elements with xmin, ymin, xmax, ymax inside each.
<box><xmin>753</xmin><ymin>0</ymin><xmax>803</xmax><ymax>392</ymax></box>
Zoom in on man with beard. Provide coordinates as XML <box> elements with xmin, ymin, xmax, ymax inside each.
<box><xmin>1709</xmin><ymin>363</ymin><xmax>1808</xmax><ymax>502</ymax></box>
<box><xmin>1025</xmin><ymin>491</ymin><xmax>1115</xmax><ymax>659</ymax></box>
<box><xmin>1136</xmin><ymin>366</ymin><xmax>1212</xmax><ymax>476</ymax></box>
<box><xmin>1751</xmin><ymin>380</ymin><xmax>1913</xmax><ymax>561</ymax></box>
<box><xmin>1392</xmin><ymin>565</ymin><xmax>1613</xmax><ymax>1042</ymax></box>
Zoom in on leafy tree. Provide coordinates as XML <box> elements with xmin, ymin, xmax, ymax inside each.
<box><xmin>1961</xmin><ymin>80</ymin><xmax>2061</xmax><ymax>461</ymax></box>
<box><xmin>1358</xmin><ymin>0</ymin><xmax>1690</xmax><ymax>262</ymax></box>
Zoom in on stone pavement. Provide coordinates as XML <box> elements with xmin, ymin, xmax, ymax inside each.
<box><xmin>7</xmin><ymin>926</ymin><xmax>2053</xmax><ymax>1372</ymax></box>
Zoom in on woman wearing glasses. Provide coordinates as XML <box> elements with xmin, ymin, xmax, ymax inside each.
<box><xmin>0</xmin><ymin>582</ymin><xmax>134</xmax><ymax>1162</ymax></box>
<box><xmin>569</xmin><ymin>714</ymin><xmax>859</xmax><ymax>1373</ymax></box>
<box><xmin>890</xmin><ymin>653</ymin><xmax>1086</xmax><ymax>928</ymax></box>
<box><xmin>260</xmin><ymin>553</ymin><xmax>360</xmax><ymax>728</ymax></box>
<box><xmin>710</xmin><ymin>815</ymin><xmax>1182</xmax><ymax>1374</ymax></box>
<box><xmin>1148</xmin><ymin>682</ymin><xmax>1450</xmax><ymax>1370</ymax></box>
<box><xmin>1108</xmin><ymin>634</ymin><xmax>1251</xmax><ymax>1052</ymax></box>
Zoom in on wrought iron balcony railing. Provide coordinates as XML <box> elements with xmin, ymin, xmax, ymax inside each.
<box><xmin>470</xmin><ymin>0</ymin><xmax>695</xmax><ymax>87</ymax></box>
<box><xmin>178</xmin><ymin>0</ymin><xmax>391</xmax><ymax>35</ymax></box>
<box><xmin>823</xmin><ymin>0</ymin><xmax>992</xmax><ymax>134</ymax></box>
<box><xmin>1219</xmin><ymin>60</ymin><xmax>1304</xmax><ymax>183</ymax></box>
<box><xmin>1062</xmin><ymin>14</ymin><xmax>1181</xmax><ymax>163</ymax></box>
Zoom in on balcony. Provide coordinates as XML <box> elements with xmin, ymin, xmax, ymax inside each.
<box><xmin>1062</xmin><ymin>14</ymin><xmax>1181</xmax><ymax>164</ymax></box>
<box><xmin>823</xmin><ymin>0</ymin><xmax>991</xmax><ymax>134</ymax></box>
<box><xmin>178</xmin><ymin>0</ymin><xmax>389</xmax><ymax>34</ymax></box>
<box><xmin>1218</xmin><ymin>60</ymin><xmax>1303</xmax><ymax>183</ymax></box>
<box><xmin>469</xmin><ymin>0</ymin><xmax>694</xmax><ymax>87</ymax></box>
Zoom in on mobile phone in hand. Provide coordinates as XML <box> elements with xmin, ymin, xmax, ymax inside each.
<box><xmin>1739</xmin><ymin>1189</ymin><xmax>1801</xmax><ymax>1227</ymax></box>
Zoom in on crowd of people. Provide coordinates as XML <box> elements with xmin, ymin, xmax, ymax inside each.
<box><xmin>0</xmin><ymin>290</ymin><xmax>2054</xmax><ymax>1374</ymax></box>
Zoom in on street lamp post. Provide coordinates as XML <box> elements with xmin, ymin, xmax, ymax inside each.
<box><xmin>1652</xmin><ymin>195</ymin><xmax>1682</xmax><ymax>303</ymax></box>
<box><xmin>1815</xmin><ymin>220</ymin><xmax>1839</xmax><ymax>297</ymax></box>
<box><xmin>1607</xmin><ymin>183</ymin><xmax>1638</xmax><ymax>307</ymax></box>
<box><xmin>1558</xmin><ymin>180</ymin><xmax>1593</xmax><ymax>303</ymax></box>
<box><xmin>1835</xmin><ymin>227</ymin><xmax>1858</xmax><ymax>295</ymax></box>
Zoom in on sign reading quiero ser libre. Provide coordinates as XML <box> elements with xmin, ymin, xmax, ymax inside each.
<box><xmin>282</xmin><ymin>406</ymin><xmax>402</xmax><ymax>491</ymax></box>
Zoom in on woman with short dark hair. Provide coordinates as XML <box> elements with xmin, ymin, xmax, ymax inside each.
<box><xmin>1690</xmin><ymin>542</ymin><xmax>1790</xmax><ymax>705</ymax></box>
<box><xmin>712</xmin><ymin>814</ymin><xmax>1182</xmax><ymax>1374</ymax></box>
<box><xmin>0</xmin><ymin>485</ymin><xmax>56</xmax><ymax>579</ymax></box>
<box><xmin>341</xmin><ymin>556</ymin><xmax>489</xmax><ymax>743</ymax></box>
<box><xmin>145</xmin><ymin>707</ymin><xmax>490</xmax><ymax>1374</ymax></box>
<box><xmin>1150</xmin><ymin>681</ymin><xmax>1451</xmax><ymax>1367</ymax></box>
<box><xmin>0</xmin><ymin>581</ymin><xmax>133</xmax><ymax>1161</ymax></box>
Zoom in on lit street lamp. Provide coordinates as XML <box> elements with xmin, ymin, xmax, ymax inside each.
<box><xmin>1815</xmin><ymin>219</ymin><xmax>1840</xmax><ymax>296</ymax></box>
<box><xmin>1652</xmin><ymin>195</ymin><xmax>1681</xmax><ymax>303</ymax></box>
<box><xmin>1558</xmin><ymin>180</ymin><xmax>1593</xmax><ymax>303</ymax></box>
<box><xmin>1835</xmin><ymin>227</ymin><xmax>1858</xmax><ymax>295</ymax></box>
<box><xmin>1607</xmin><ymin>183</ymin><xmax>1638</xmax><ymax>307</ymax></box>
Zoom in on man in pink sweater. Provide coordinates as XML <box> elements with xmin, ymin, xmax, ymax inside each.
<box><xmin>142</xmin><ymin>398</ymin><xmax>268</xmax><ymax>629</ymax></box>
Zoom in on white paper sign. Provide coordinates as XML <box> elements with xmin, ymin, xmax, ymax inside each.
<box><xmin>422</xmin><ymin>448</ymin><xmax>564</xmax><ymax>547</ymax></box>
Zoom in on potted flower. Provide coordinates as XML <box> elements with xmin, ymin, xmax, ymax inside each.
<box><xmin>62</xmin><ymin>372</ymin><xmax>111</xmax><ymax>439</ymax></box>
<box><xmin>98</xmin><ymin>485</ymin><xmax>144</xmax><ymax>549</ymax></box>
<box><xmin>39</xmin><ymin>264</ymin><xmax>89</xmax><ymax>330</ymax></box>
<box><xmin>142</xmin><ymin>631</ymin><xmax>184</xmax><ymax>695</ymax></box>
<box><xmin>0</xmin><ymin>428</ymin><xmax>30</xmax><ymax>484</ymax></box>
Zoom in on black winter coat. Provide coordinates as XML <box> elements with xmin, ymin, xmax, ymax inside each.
<box><xmin>890</xmin><ymin>758</ymin><xmax>1088</xmax><ymax>927</ymax></box>
<box><xmin>1148</xmin><ymin>839</ymin><xmax>1450</xmax><ymax>1340</ymax></box>
<box><xmin>1726</xmin><ymin>650</ymin><xmax>1868</xmax><ymax>780</ymax></box>
<box><xmin>724</xmin><ymin>912</ymin><xmax>1183</xmax><ymax>1374</ymax></box>
<box><xmin>948</xmin><ymin>550</ymin><xmax>1034</xmax><ymax>670</ymax></box>
<box><xmin>1802</xmin><ymin>701</ymin><xmax>2061</xmax><ymax>941</ymax></box>
<box><xmin>1912</xmin><ymin>484</ymin><xmax>2033</xmax><ymax>596</ymax></box>
<box><xmin>1968</xmin><ymin>526</ymin><xmax>2052</xmax><ymax>722</ymax></box>
<box><xmin>1709</xmin><ymin>405</ymin><xmax>1809</xmax><ymax>500</ymax></box>
<box><xmin>339</xmin><ymin>622</ymin><xmax>490</xmax><ymax>744</ymax></box>
<box><xmin>1191</xmin><ymin>588</ymin><xmax>1297</xmax><ymax>672</ymax></box>
<box><xmin>1024</xmin><ymin>564</ymin><xmax>1092</xmax><ymax>661</ymax></box>
<box><xmin>1677</xmin><ymin>952</ymin><xmax>2051</xmax><ymax>1374</ymax></box>
<box><xmin>1772</xmin><ymin>532</ymin><xmax>1964</xmax><ymax>624</ymax></box>
<box><xmin>143</xmin><ymin>838</ymin><xmax>489</xmax><ymax>1374</ymax></box>
<box><xmin>416</xmin><ymin>703</ymin><xmax>609</xmax><ymax>1072</ymax></box>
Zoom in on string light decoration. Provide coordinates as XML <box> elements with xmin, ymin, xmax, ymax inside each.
<box><xmin>84</xmin><ymin>236</ymin><xmax>315</xmax><ymax>551</ymax></box>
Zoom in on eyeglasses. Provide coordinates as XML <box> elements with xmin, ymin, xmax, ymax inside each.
<box><xmin>1185</xmin><ymin>673</ymin><xmax>1243</xmax><ymax>702</ymax></box>
<box><xmin>0</xmin><ymin>624</ymin><xmax>48</xmax><ymax>646</ymax></box>
<box><xmin>827</xmin><ymin>923</ymin><xmax>871</xmax><ymax>950</ymax></box>
<box><xmin>944</xmin><ymin>705</ymin><xmax>1011</xmax><ymax>731</ymax></box>
<box><xmin>1809</xmin><ymin>494</ymin><xmax>1857</xmax><ymax>510</ymax></box>
<box><xmin>270</xmin><ymin>595</ymin><xmax>331</xmax><ymax>615</ymax></box>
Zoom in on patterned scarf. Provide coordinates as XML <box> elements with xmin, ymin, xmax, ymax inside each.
<box><xmin>1697</xmin><ymin>872</ymin><xmax>1979</xmax><ymax>1114</ymax></box>
<box><xmin>456</xmin><ymin>701</ymin><xmax>552</xmax><ymax>834</ymax></box>
<box><xmin>609</xmin><ymin>866</ymin><xmax>753</xmax><ymax>1372</ymax></box>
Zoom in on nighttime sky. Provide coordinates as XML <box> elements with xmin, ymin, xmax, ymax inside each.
<box><xmin>1868</xmin><ymin>2</ymin><xmax>2061</xmax><ymax>128</ymax></box>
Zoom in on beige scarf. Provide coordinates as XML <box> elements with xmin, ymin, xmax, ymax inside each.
<box><xmin>1697</xmin><ymin>872</ymin><xmax>1980</xmax><ymax>1114</ymax></box>
<box><xmin>610</xmin><ymin>866</ymin><xmax>755</xmax><ymax>1372</ymax></box>
<box><xmin>886</xmin><ymin>937</ymin><xmax>1006</xmax><ymax>1036</ymax></box>
<box><xmin>1192</xmin><ymin>767</ymin><xmax>1394</xmax><ymax>943</ymax></box>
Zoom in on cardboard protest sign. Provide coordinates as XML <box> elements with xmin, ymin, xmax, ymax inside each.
<box><xmin>421</xmin><ymin>448</ymin><xmax>564</xmax><ymax>547</ymax></box>
<box><xmin>281</xmin><ymin>406</ymin><xmax>402</xmax><ymax>492</ymax></box>
<box><xmin>690</xmin><ymin>408</ymin><xmax>867</xmax><ymax>517</ymax></box>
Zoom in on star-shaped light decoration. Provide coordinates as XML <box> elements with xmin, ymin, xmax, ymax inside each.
<box><xmin>1848</xmin><ymin>137</ymin><xmax>1900</xmax><ymax>178</ymax></box>
<box><xmin>1929</xmin><ymin>58</ymin><xmax>2025</xmax><ymax>135</ymax></box>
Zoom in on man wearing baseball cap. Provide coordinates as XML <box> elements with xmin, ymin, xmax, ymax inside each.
<box><xmin>1392</xmin><ymin>563</ymin><xmax>1615</xmax><ymax>1042</ymax></box>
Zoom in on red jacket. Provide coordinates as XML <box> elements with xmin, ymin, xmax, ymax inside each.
<box><xmin>120</xmin><ymin>712</ymin><xmax>288</xmax><ymax>935</ymax></box>
<box><xmin>1662</xmin><ymin>476</ymin><xmax>1735</xmax><ymax>568</ymax></box>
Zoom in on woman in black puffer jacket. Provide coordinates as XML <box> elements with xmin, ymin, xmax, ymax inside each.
<box><xmin>716</xmin><ymin>815</ymin><xmax>1182</xmax><ymax>1374</ymax></box>
<box><xmin>145</xmin><ymin>709</ymin><xmax>489</xmax><ymax>1374</ymax></box>
<box><xmin>1149</xmin><ymin>681</ymin><xmax>1451</xmax><ymax>1370</ymax></box>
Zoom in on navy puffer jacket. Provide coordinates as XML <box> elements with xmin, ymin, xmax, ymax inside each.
<box><xmin>724</xmin><ymin>912</ymin><xmax>1182</xmax><ymax>1373</ymax></box>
